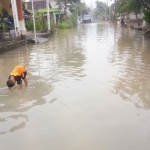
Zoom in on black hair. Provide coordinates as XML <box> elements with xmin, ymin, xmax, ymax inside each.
<box><xmin>6</xmin><ymin>79</ymin><xmax>15</xmax><ymax>87</ymax></box>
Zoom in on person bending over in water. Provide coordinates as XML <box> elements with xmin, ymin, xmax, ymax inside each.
<box><xmin>6</xmin><ymin>66</ymin><xmax>28</xmax><ymax>89</ymax></box>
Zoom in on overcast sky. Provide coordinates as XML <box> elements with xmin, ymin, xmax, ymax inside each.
<box><xmin>83</xmin><ymin>0</ymin><xmax>114</xmax><ymax>8</ymax></box>
<box><xmin>25</xmin><ymin>0</ymin><xmax>114</xmax><ymax>9</ymax></box>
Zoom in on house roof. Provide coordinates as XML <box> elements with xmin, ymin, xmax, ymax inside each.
<box><xmin>27</xmin><ymin>1</ymin><xmax>46</xmax><ymax>10</ymax></box>
<box><xmin>26</xmin><ymin>0</ymin><xmax>70</xmax><ymax>15</ymax></box>
<box><xmin>27</xmin><ymin>0</ymin><xmax>56</xmax><ymax>10</ymax></box>
<box><xmin>29</xmin><ymin>0</ymin><xmax>45</xmax><ymax>1</ymax></box>
<box><xmin>28</xmin><ymin>0</ymin><xmax>54</xmax><ymax>2</ymax></box>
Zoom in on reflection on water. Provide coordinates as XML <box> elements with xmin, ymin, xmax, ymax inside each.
<box><xmin>0</xmin><ymin>22</ymin><xmax>150</xmax><ymax>150</ymax></box>
<box><xmin>109</xmin><ymin>25</ymin><xmax>150</xmax><ymax>109</ymax></box>
<box><xmin>0</xmin><ymin>27</ymin><xmax>86</xmax><ymax>134</ymax></box>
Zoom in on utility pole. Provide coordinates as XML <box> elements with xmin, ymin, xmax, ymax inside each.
<box><xmin>106</xmin><ymin>0</ymin><xmax>110</xmax><ymax>21</ymax></box>
<box><xmin>120</xmin><ymin>0</ymin><xmax>121</xmax><ymax>24</ymax></box>
<box><xmin>32</xmin><ymin>0</ymin><xmax>37</xmax><ymax>44</ymax></box>
<box><xmin>114</xmin><ymin>0</ymin><xmax>116</xmax><ymax>20</ymax></box>
<box><xmin>107</xmin><ymin>0</ymin><xmax>110</xmax><ymax>22</ymax></box>
<box><xmin>46</xmin><ymin>0</ymin><xmax>51</xmax><ymax>31</ymax></box>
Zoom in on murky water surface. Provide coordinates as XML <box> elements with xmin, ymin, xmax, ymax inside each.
<box><xmin>0</xmin><ymin>22</ymin><xmax>150</xmax><ymax>150</ymax></box>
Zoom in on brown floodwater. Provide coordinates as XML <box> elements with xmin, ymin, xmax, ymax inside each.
<box><xmin>0</xmin><ymin>22</ymin><xmax>150</xmax><ymax>150</ymax></box>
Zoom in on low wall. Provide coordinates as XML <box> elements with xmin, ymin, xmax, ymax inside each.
<box><xmin>0</xmin><ymin>40</ymin><xmax>25</xmax><ymax>54</ymax></box>
<box><xmin>0</xmin><ymin>31</ymin><xmax>52</xmax><ymax>54</ymax></box>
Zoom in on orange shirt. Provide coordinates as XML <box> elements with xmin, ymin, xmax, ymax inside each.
<box><xmin>10</xmin><ymin>66</ymin><xmax>26</xmax><ymax>78</ymax></box>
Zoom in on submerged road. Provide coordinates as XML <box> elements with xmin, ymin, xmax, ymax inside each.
<box><xmin>0</xmin><ymin>22</ymin><xmax>150</xmax><ymax>150</ymax></box>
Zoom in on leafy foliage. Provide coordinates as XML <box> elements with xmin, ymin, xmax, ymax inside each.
<box><xmin>58</xmin><ymin>12</ymin><xmax>77</xmax><ymax>29</ymax></box>
<box><xmin>138</xmin><ymin>0</ymin><xmax>150</xmax><ymax>11</ymax></box>
<box><xmin>58</xmin><ymin>21</ymin><xmax>70</xmax><ymax>29</ymax></box>
<box><xmin>94</xmin><ymin>1</ymin><xmax>107</xmax><ymax>19</ymax></box>
<box><xmin>143</xmin><ymin>8</ymin><xmax>150</xmax><ymax>29</ymax></box>
<box><xmin>115</xmin><ymin>0</ymin><xmax>142</xmax><ymax>26</ymax></box>
<box><xmin>25</xmin><ymin>19</ymin><xmax>43</xmax><ymax>31</ymax></box>
<box><xmin>55</xmin><ymin>0</ymin><xmax>80</xmax><ymax>18</ymax></box>
<box><xmin>0</xmin><ymin>4</ymin><xmax>7</xmax><ymax>30</ymax></box>
<box><xmin>70</xmin><ymin>1</ymin><xmax>89</xmax><ymax>16</ymax></box>
<box><xmin>115</xmin><ymin>0</ymin><xmax>142</xmax><ymax>15</ymax></box>
<box><xmin>25</xmin><ymin>8</ymin><xmax>49</xmax><ymax>31</ymax></box>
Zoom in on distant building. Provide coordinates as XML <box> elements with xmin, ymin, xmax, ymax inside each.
<box><xmin>26</xmin><ymin>0</ymin><xmax>72</xmax><ymax>25</ymax></box>
<box><xmin>127</xmin><ymin>13</ymin><xmax>143</xmax><ymax>22</ymax></box>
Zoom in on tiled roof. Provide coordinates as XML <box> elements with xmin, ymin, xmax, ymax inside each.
<box><xmin>29</xmin><ymin>0</ymin><xmax>54</xmax><ymax>1</ymax></box>
<box><xmin>27</xmin><ymin>1</ymin><xmax>46</xmax><ymax>10</ymax></box>
<box><xmin>27</xmin><ymin>0</ymin><xmax>57</xmax><ymax>10</ymax></box>
<box><xmin>29</xmin><ymin>0</ymin><xmax>45</xmax><ymax>1</ymax></box>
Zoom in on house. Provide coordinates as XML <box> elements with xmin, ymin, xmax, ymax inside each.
<box><xmin>0</xmin><ymin>0</ymin><xmax>72</xmax><ymax>37</ymax></box>
<box><xmin>27</xmin><ymin>0</ymin><xmax>46</xmax><ymax>10</ymax></box>
<box><xmin>26</xmin><ymin>0</ymin><xmax>72</xmax><ymax>25</ymax></box>
<box><xmin>0</xmin><ymin>0</ymin><xmax>59</xmax><ymax>36</ymax></box>
<box><xmin>26</xmin><ymin>0</ymin><xmax>65</xmax><ymax>25</ymax></box>
<box><xmin>0</xmin><ymin>0</ymin><xmax>26</xmax><ymax>36</ymax></box>
<box><xmin>125</xmin><ymin>13</ymin><xmax>143</xmax><ymax>22</ymax></box>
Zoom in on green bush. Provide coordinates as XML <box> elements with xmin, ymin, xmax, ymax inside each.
<box><xmin>58</xmin><ymin>17</ymin><xmax>76</xmax><ymax>29</ymax></box>
<box><xmin>35</xmin><ymin>20</ymin><xmax>42</xmax><ymax>30</ymax></box>
<box><xmin>58</xmin><ymin>21</ymin><xmax>70</xmax><ymax>29</ymax></box>
<box><xmin>0</xmin><ymin>20</ymin><xmax>7</xmax><ymax>30</ymax></box>
<box><xmin>65</xmin><ymin>19</ymin><xmax>73</xmax><ymax>27</ymax></box>
<box><xmin>57</xmin><ymin>12</ymin><xmax>78</xmax><ymax>29</ymax></box>
<box><xmin>58</xmin><ymin>22</ymin><xmax>66</xmax><ymax>29</ymax></box>
<box><xmin>25</xmin><ymin>20</ymin><xmax>33</xmax><ymax>31</ymax></box>
<box><xmin>25</xmin><ymin>19</ymin><xmax>43</xmax><ymax>31</ymax></box>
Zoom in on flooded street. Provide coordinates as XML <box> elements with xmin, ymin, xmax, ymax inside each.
<box><xmin>1</xmin><ymin>22</ymin><xmax>150</xmax><ymax>150</ymax></box>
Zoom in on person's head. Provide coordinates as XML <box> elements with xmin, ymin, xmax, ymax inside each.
<box><xmin>6</xmin><ymin>79</ymin><xmax>15</xmax><ymax>88</ymax></box>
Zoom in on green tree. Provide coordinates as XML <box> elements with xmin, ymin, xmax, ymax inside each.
<box><xmin>143</xmin><ymin>8</ymin><xmax>150</xmax><ymax>29</ymax></box>
<box><xmin>116</xmin><ymin>0</ymin><xmax>142</xmax><ymax>26</ymax></box>
<box><xmin>70</xmin><ymin>1</ymin><xmax>89</xmax><ymax>17</ymax></box>
<box><xmin>138</xmin><ymin>0</ymin><xmax>150</xmax><ymax>11</ymax></box>
<box><xmin>55</xmin><ymin>0</ymin><xmax>80</xmax><ymax>19</ymax></box>
<box><xmin>137</xmin><ymin>0</ymin><xmax>150</xmax><ymax>29</ymax></box>
<box><xmin>94</xmin><ymin>1</ymin><xmax>107</xmax><ymax>20</ymax></box>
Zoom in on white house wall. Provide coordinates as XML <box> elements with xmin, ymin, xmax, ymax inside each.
<box><xmin>129</xmin><ymin>13</ymin><xmax>143</xmax><ymax>20</ymax></box>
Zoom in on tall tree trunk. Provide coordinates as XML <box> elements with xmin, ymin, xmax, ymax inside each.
<box><xmin>114</xmin><ymin>0</ymin><xmax>116</xmax><ymax>20</ymax></box>
<box><xmin>64</xmin><ymin>0</ymin><xmax>68</xmax><ymax>20</ymax></box>
<box><xmin>135</xmin><ymin>13</ymin><xmax>140</xmax><ymax>27</ymax></box>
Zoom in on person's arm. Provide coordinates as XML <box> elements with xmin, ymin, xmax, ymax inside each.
<box><xmin>23</xmin><ymin>78</ymin><xmax>28</xmax><ymax>86</ymax></box>
<box><xmin>22</xmin><ymin>71</ymin><xmax>28</xmax><ymax>86</ymax></box>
